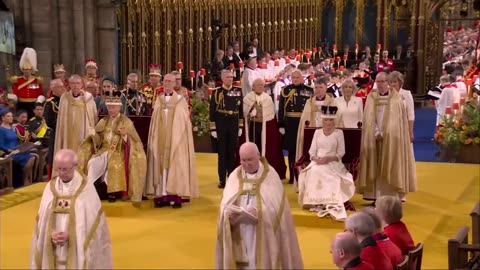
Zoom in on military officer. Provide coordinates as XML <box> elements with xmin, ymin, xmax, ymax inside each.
<box><xmin>209</xmin><ymin>70</ymin><xmax>244</xmax><ymax>189</ymax></box>
<box><xmin>140</xmin><ymin>64</ymin><xmax>163</xmax><ymax>114</ymax></box>
<box><xmin>8</xmin><ymin>48</ymin><xmax>45</xmax><ymax>118</ymax></box>
<box><xmin>121</xmin><ymin>73</ymin><xmax>147</xmax><ymax>116</ymax></box>
<box><xmin>44</xmin><ymin>79</ymin><xmax>66</xmax><ymax>178</ymax></box>
<box><xmin>278</xmin><ymin>69</ymin><xmax>314</xmax><ymax>184</ymax></box>
<box><xmin>83</xmin><ymin>59</ymin><xmax>101</xmax><ymax>86</ymax></box>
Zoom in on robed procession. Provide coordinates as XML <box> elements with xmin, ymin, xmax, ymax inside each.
<box><xmin>0</xmin><ymin>0</ymin><xmax>480</xmax><ymax>269</ymax></box>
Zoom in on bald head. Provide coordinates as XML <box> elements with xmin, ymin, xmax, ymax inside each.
<box><xmin>330</xmin><ymin>232</ymin><xmax>362</xmax><ymax>268</ymax></box>
<box><xmin>239</xmin><ymin>142</ymin><xmax>260</xmax><ymax>174</ymax></box>
<box><xmin>54</xmin><ymin>149</ymin><xmax>78</xmax><ymax>182</ymax></box>
<box><xmin>375</xmin><ymin>72</ymin><xmax>389</xmax><ymax>93</ymax></box>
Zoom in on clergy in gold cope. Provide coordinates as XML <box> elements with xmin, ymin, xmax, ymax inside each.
<box><xmin>357</xmin><ymin>72</ymin><xmax>416</xmax><ymax>200</ymax></box>
<box><xmin>215</xmin><ymin>142</ymin><xmax>303</xmax><ymax>269</ymax></box>
<box><xmin>77</xmin><ymin>93</ymin><xmax>146</xmax><ymax>207</ymax></box>
<box><xmin>30</xmin><ymin>149</ymin><xmax>112</xmax><ymax>269</ymax></box>
<box><xmin>53</xmin><ymin>75</ymin><xmax>98</xmax><ymax>173</ymax></box>
<box><xmin>145</xmin><ymin>74</ymin><xmax>198</xmax><ymax>208</ymax></box>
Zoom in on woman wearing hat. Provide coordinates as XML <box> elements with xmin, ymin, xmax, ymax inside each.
<box><xmin>0</xmin><ymin>107</ymin><xmax>35</xmax><ymax>187</ymax></box>
<box><xmin>297</xmin><ymin>105</ymin><xmax>355</xmax><ymax>221</ymax></box>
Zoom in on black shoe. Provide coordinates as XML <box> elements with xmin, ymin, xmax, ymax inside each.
<box><xmin>154</xmin><ymin>201</ymin><xmax>169</xmax><ymax>208</ymax></box>
<box><xmin>142</xmin><ymin>196</ymin><xmax>148</xmax><ymax>201</ymax></box>
<box><xmin>288</xmin><ymin>179</ymin><xmax>294</xmax><ymax>184</ymax></box>
<box><xmin>172</xmin><ymin>202</ymin><xmax>182</xmax><ymax>209</ymax></box>
<box><xmin>108</xmin><ymin>194</ymin><xmax>116</xmax><ymax>203</ymax></box>
<box><xmin>218</xmin><ymin>182</ymin><xmax>225</xmax><ymax>189</ymax></box>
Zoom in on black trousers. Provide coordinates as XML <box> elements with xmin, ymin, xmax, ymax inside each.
<box><xmin>216</xmin><ymin>115</ymin><xmax>239</xmax><ymax>183</ymax></box>
<box><xmin>248</xmin><ymin>121</ymin><xmax>262</xmax><ymax>154</ymax></box>
<box><xmin>284</xmin><ymin>117</ymin><xmax>300</xmax><ymax>181</ymax></box>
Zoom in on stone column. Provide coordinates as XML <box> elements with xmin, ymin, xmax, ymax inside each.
<box><xmin>58</xmin><ymin>0</ymin><xmax>74</xmax><ymax>74</ymax></box>
<box><xmin>84</xmin><ymin>0</ymin><xmax>96</xmax><ymax>60</ymax></box>
<box><xmin>30</xmin><ymin>0</ymin><xmax>53</xmax><ymax>85</ymax></box>
<box><xmin>72</xmin><ymin>0</ymin><xmax>85</xmax><ymax>74</ymax></box>
<box><xmin>96</xmin><ymin>0</ymin><xmax>117</xmax><ymax>78</ymax></box>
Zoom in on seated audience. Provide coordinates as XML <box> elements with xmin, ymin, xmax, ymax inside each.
<box><xmin>13</xmin><ymin>109</ymin><xmax>30</xmax><ymax>143</ymax></box>
<box><xmin>298</xmin><ymin>105</ymin><xmax>355</xmax><ymax>221</ymax></box>
<box><xmin>335</xmin><ymin>79</ymin><xmax>363</xmax><ymax>128</ymax></box>
<box><xmin>345</xmin><ymin>212</ymin><xmax>393</xmax><ymax>269</ymax></box>
<box><xmin>361</xmin><ymin>207</ymin><xmax>404</xmax><ymax>265</ymax></box>
<box><xmin>376</xmin><ymin>195</ymin><xmax>416</xmax><ymax>255</ymax></box>
<box><xmin>0</xmin><ymin>108</ymin><xmax>35</xmax><ymax>187</ymax></box>
<box><xmin>330</xmin><ymin>232</ymin><xmax>374</xmax><ymax>270</ymax></box>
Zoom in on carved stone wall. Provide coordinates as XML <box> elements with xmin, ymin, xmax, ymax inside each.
<box><xmin>0</xmin><ymin>0</ymin><xmax>116</xmax><ymax>90</ymax></box>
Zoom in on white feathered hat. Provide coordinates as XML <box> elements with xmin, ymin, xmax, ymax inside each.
<box><xmin>19</xmin><ymin>47</ymin><xmax>38</xmax><ymax>73</ymax></box>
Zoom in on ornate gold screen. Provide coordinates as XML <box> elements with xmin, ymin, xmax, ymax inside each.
<box><xmin>116</xmin><ymin>0</ymin><xmax>323</xmax><ymax>81</ymax></box>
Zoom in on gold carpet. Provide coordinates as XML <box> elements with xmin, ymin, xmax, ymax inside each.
<box><xmin>1</xmin><ymin>153</ymin><xmax>479</xmax><ymax>269</ymax></box>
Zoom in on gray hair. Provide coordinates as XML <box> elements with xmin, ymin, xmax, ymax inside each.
<box><xmin>170</xmin><ymin>71</ymin><xmax>181</xmax><ymax>76</ymax></box>
<box><xmin>126</xmin><ymin>73</ymin><xmax>138</xmax><ymax>81</ymax></box>
<box><xmin>85</xmin><ymin>80</ymin><xmax>98</xmax><ymax>87</ymax></box>
<box><xmin>360</xmin><ymin>207</ymin><xmax>382</xmax><ymax>230</ymax></box>
<box><xmin>345</xmin><ymin>212</ymin><xmax>375</xmax><ymax>237</ymax></box>
<box><xmin>221</xmin><ymin>69</ymin><xmax>233</xmax><ymax>80</ymax></box>
<box><xmin>252</xmin><ymin>78</ymin><xmax>265</xmax><ymax>86</ymax></box>
<box><xmin>50</xmin><ymin>78</ymin><xmax>64</xmax><ymax>87</ymax></box>
<box><xmin>376</xmin><ymin>196</ymin><xmax>403</xmax><ymax>224</ymax></box>
<box><xmin>69</xmin><ymin>74</ymin><xmax>82</xmax><ymax>83</ymax></box>
<box><xmin>334</xmin><ymin>233</ymin><xmax>362</xmax><ymax>257</ymax></box>
<box><xmin>341</xmin><ymin>79</ymin><xmax>357</xmax><ymax>91</ymax></box>
<box><xmin>388</xmin><ymin>71</ymin><xmax>404</xmax><ymax>84</ymax></box>
<box><xmin>291</xmin><ymin>69</ymin><xmax>302</xmax><ymax>77</ymax></box>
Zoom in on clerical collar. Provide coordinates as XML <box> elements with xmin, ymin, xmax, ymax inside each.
<box><xmin>344</xmin><ymin>257</ymin><xmax>363</xmax><ymax>269</ymax></box>
<box><xmin>379</xmin><ymin>91</ymin><xmax>389</xmax><ymax>96</ymax></box>
<box><xmin>316</xmin><ymin>95</ymin><xmax>326</xmax><ymax>101</ymax></box>
<box><xmin>165</xmin><ymin>92</ymin><xmax>174</xmax><ymax>96</ymax></box>
<box><xmin>72</xmin><ymin>92</ymin><xmax>82</xmax><ymax>98</ymax></box>
<box><xmin>359</xmin><ymin>236</ymin><xmax>377</xmax><ymax>248</ymax></box>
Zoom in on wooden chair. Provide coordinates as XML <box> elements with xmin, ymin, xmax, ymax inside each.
<box><xmin>448</xmin><ymin>226</ymin><xmax>480</xmax><ymax>269</ymax></box>
<box><xmin>471</xmin><ymin>202</ymin><xmax>480</xmax><ymax>245</ymax></box>
<box><xmin>408</xmin><ymin>243</ymin><xmax>424</xmax><ymax>270</ymax></box>
<box><xmin>395</xmin><ymin>255</ymin><xmax>409</xmax><ymax>270</ymax></box>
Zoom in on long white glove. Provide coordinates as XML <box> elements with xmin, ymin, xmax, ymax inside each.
<box><xmin>36</xmin><ymin>95</ymin><xmax>46</xmax><ymax>103</ymax></box>
<box><xmin>238</xmin><ymin>129</ymin><xmax>242</xmax><ymax>137</ymax></box>
<box><xmin>7</xmin><ymin>93</ymin><xmax>17</xmax><ymax>101</ymax></box>
<box><xmin>211</xmin><ymin>131</ymin><xmax>217</xmax><ymax>138</ymax></box>
<box><xmin>279</xmin><ymin>128</ymin><xmax>285</xmax><ymax>135</ymax></box>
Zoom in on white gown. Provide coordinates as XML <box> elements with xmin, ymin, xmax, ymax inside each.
<box><xmin>335</xmin><ymin>96</ymin><xmax>363</xmax><ymax>128</ymax></box>
<box><xmin>297</xmin><ymin>129</ymin><xmax>355</xmax><ymax>221</ymax></box>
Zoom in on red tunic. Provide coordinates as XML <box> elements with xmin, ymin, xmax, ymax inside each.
<box><xmin>384</xmin><ymin>221</ymin><xmax>415</xmax><ymax>255</ymax></box>
<box><xmin>360</xmin><ymin>236</ymin><xmax>393</xmax><ymax>270</ymax></box>
<box><xmin>465</xmin><ymin>65</ymin><xmax>479</xmax><ymax>81</ymax></box>
<box><xmin>373</xmin><ymin>232</ymin><xmax>404</xmax><ymax>265</ymax></box>
<box><xmin>344</xmin><ymin>257</ymin><xmax>374</xmax><ymax>270</ymax></box>
<box><xmin>12</xmin><ymin>76</ymin><xmax>44</xmax><ymax>102</ymax></box>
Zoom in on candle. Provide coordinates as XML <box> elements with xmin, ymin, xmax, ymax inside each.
<box><xmin>200</xmin><ymin>68</ymin><xmax>206</xmax><ymax>76</ymax></box>
<box><xmin>333</xmin><ymin>44</ymin><xmax>337</xmax><ymax>50</ymax></box>
<box><xmin>189</xmin><ymin>70</ymin><xmax>195</xmax><ymax>78</ymax></box>
<box><xmin>445</xmin><ymin>106</ymin><xmax>452</xmax><ymax>114</ymax></box>
<box><xmin>460</xmin><ymin>97</ymin><xmax>466</xmax><ymax>105</ymax></box>
<box><xmin>177</xmin><ymin>62</ymin><xmax>183</xmax><ymax>71</ymax></box>
<box><xmin>189</xmin><ymin>70</ymin><xmax>195</xmax><ymax>90</ymax></box>
<box><xmin>355</xmin><ymin>44</ymin><xmax>359</xmax><ymax>50</ymax></box>
<box><xmin>453</xmin><ymin>103</ymin><xmax>460</xmax><ymax>110</ymax></box>
<box><xmin>377</xmin><ymin>44</ymin><xmax>381</xmax><ymax>51</ymax></box>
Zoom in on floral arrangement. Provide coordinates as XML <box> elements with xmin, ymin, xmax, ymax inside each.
<box><xmin>434</xmin><ymin>103</ymin><xmax>480</xmax><ymax>149</ymax></box>
<box><xmin>191</xmin><ymin>95</ymin><xmax>210</xmax><ymax>137</ymax></box>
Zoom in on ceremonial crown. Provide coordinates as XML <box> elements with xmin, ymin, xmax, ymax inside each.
<box><xmin>149</xmin><ymin>64</ymin><xmax>161</xmax><ymax>76</ymax></box>
<box><xmin>105</xmin><ymin>91</ymin><xmax>122</xmax><ymax>106</ymax></box>
<box><xmin>85</xmin><ymin>59</ymin><xmax>98</xmax><ymax>69</ymax></box>
<box><xmin>320</xmin><ymin>105</ymin><xmax>338</xmax><ymax>119</ymax></box>
<box><xmin>54</xmin><ymin>64</ymin><xmax>66</xmax><ymax>73</ymax></box>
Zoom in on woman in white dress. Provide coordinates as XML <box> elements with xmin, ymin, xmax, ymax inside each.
<box><xmin>335</xmin><ymin>79</ymin><xmax>363</xmax><ymax>128</ymax></box>
<box><xmin>297</xmin><ymin>105</ymin><xmax>356</xmax><ymax>221</ymax></box>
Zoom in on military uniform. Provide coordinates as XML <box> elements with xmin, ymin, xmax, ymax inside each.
<box><xmin>83</xmin><ymin>59</ymin><xmax>101</xmax><ymax>86</ymax></box>
<box><xmin>121</xmin><ymin>89</ymin><xmax>147</xmax><ymax>116</ymax></box>
<box><xmin>140</xmin><ymin>82</ymin><xmax>162</xmax><ymax>115</ymax></box>
<box><xmin>10</xmin><ymin>75</ymin><xmax>44</xmax><ymax>116</ymax></box>
<box><xmin>27</xmin><ymin>115</ymin><xmax>50</xmax><ymax>181</ymax></box>
<box><xmin>43</xmin><ymin>96</ymin><xmax>60</xmax><ymax>174</ymax></box>
<box><xmin>209</xmin><ymin>85</ymin><xmax>243</xmax><ymax>188</ymax></box>
<box><xmin>278</xmin><ymin>83</ymin><xmax>313</xmax><ymax>183</ymax></box>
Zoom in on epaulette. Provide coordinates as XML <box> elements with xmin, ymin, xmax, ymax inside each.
<box><xmin>46</xmin><ymin>97</ymin><xmax>54</xmax><ymax>102</ymax></box>
<box><xmin>29</xmin><ymin>117</ymin><xmax>36</xmax><ymax>121</ymax></box>
<box><xmin>8</xmin><ymin>75</ymin><xmax>18</xmax><ymax>84</ymax></box>
<box><xmin>36</xmin><ymin>76</ymin><xmax>44</xmax><ymax>84</ymax></box>
<box><xmin>214</xmin><ymin>86</ymin><xmax>222</xmax><ymax>90</ymax></box>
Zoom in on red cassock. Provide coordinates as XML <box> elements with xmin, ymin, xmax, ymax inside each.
<box><xmin>12</xmin><ymin>76</ymin><xmax>44</xmax><ymax>102</ymax></box>
<box><xmin>235</xmin><ymin>118</ymin><xmax>287</xmax><ymax>180</ymax></box>
<box><xmin>360</xmin><ymin>237</ymin><xmax>393</xmax><ymax>270</ymax></box>
<box><xmin>373</xmin><ymin>232</ymin><xmax>404</xmax><ymax>265</ymax></box>
<box><xmin>384</xmin><ymin>221</ymin><xmax>416</xmax><ymax>255</ymax></box>
<box><xmin>377</xmin><ymin>58</ymin><xmax>394</xmax><ymax>71</ymax></box>
<box><xmin>344</xmin><ymin>257</ymin><xmax>374</xmax><ymax>270</ymax></box>
<box><xmin>465</xmin><ymin>65</ymin><xmax>480</xmax><ymax>81</ymax></box>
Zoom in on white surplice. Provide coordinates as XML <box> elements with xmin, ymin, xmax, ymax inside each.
<box><xmin>298</xmin><ymin>129</ymin><xmax>355</xmax><ymax>221</ymax></box>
